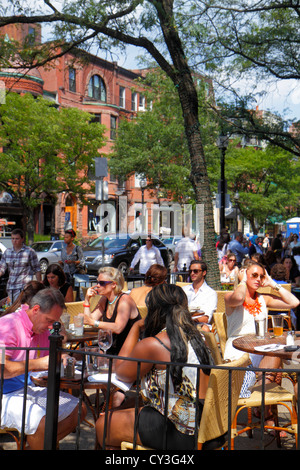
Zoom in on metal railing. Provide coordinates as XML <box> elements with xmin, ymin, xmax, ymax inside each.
<box><xmin>1</xmin><ymin>325</ymin><xmax>300</xmax><ymax>450</ymax></box>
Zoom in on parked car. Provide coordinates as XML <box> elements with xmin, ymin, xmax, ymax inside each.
<box><xmin>0</xmin><ymin>238</ymin><xmax>12</xmax><ymax>299</ymax></box>
<box><xmin>159</xmin><ymin>236</ymin><xmax>182</xmax><ymax>261</ymax></box>
<box><xmin>83</xmin><ymin>233</ymin><xmax>170</xmax><ymax>275</ymax></box>
<box><xmin>30</xmin><ymin>240</ymin><xmax>65</xmax><ymax>274</ymax></box>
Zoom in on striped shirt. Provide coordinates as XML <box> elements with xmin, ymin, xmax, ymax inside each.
<box><xmin>0</xmin><ymin>244</ymin><xmax>41</xmax><ymax>291</ymax></box>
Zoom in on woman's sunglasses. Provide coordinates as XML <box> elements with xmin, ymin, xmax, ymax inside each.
<box><xmin>97</xmin><ymin>280</ymin><xmax>113</xmax><ymax>286</ymax></box>
<box><xmin>250</xmin><ymin>273</ymin><xmax>265</xmax><ymax>281</ymax></box>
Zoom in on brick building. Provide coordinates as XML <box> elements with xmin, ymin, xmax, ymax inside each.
<box><xmin>0</xmin><ymin>23</ymin><xmax>164</xmax><ymax>240</ymax></box>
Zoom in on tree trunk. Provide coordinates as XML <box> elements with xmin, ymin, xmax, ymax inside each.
<box><xmin>156</xmin><ymin>0</ymin><xmax>220</xmax><ymax>288</ymax></box>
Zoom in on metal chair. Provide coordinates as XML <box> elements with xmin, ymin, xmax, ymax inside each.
<box><xmin>212</xmin><ymin>309</ymin><xmax>297</xmax><ymax>448</ymax></box>
<box><xmin>232</xmin><ymin>380</ymin><xmax>298</xmax><ymax>449</ymax></box>
<box><xmin>0</xmin><ymin>428</ymin><xmax>25</xmax><ymax>449</ymax></box>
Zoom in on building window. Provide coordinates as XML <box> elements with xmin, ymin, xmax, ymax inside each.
<box><xmin>139</xmin><ymin>94</ymin><xmax>145</xmax><ymax>111</ymax></box>
<box><xmin>90</xmin><ymin>113</ymin><xmax>101</xmax><ymax>124</ymax></box>
<box><xmin>110</xmin><ymin>115</ymin><xmax>117</xmax><ymax>140</ymax></box>
<box><xmin>119</xmin><ymin>86</ymin><xmax>125</xmax><ymax>108</ymax></box>
<box><xmin>131</xmin><ymin>92</ymin><xmax>137</xmax><ymax>111</ymax></box>
<box><xmin>88</xmin><ymin>75</ymin><xmax>107</xmax><ymax>102</ymax></box>
<box><xmin>27</xmin><ymin>27</ymin><xmax>36</xmax><ymax>45</ymax></box>
<box><xmin>69</xmin><ymin>67</ymin><xmax>76</xmax><ymax>92</ymax></box>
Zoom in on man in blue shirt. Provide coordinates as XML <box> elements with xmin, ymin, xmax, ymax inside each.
<box><xmin>228</xmin><ymin>232</ymin><xmax>249</xmax><ymax>266</ymax></box>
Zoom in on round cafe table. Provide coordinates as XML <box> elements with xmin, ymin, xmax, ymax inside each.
<box><xmin>232</xmin><ymin>332</ymin><xmax>300</xmax><ymax>362</ymax></box>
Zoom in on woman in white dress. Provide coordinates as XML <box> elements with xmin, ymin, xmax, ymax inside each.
<box><xmin>224</xmin><ymin>260</ymin><xmax>299</xmax><ymax>428</ymax></box>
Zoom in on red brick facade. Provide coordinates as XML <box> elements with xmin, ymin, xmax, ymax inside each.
<box><xmin>0</xmin><ymin>24</ymin><xmax>164</xmax><ymax>240</ymax></box>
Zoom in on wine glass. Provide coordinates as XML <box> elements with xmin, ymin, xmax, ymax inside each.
<box><xmin>98</xmin><ymin>328</ymin><xmax>113</xmax><ymax>370</ymax></box>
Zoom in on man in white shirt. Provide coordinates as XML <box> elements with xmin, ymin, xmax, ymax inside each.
<box><xmin>182</xmin><ymin>260</ymin><xmax>217</xmax><ymax>331</ymax></box>
<box><xmin>129</xmin><ymin>235</ymin><xmax>164</xmax><ymax>275</ymax></box>
<box><xmin>173</xmin><ymin>235</ymin><xmax>199</xmax><ymax>272</ymax></box>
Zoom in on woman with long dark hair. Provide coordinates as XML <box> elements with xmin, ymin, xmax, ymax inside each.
<box><xmin>43</xmin><ymin>263</ymin><xmax>74</xmax><ymax>302</ymax></box>
<box><xmin>281</xmin><ymin>255</ymin><xmax>300</xmax><ymax>286</ymax></box>
<box><xmin>95</xmin><ymin>283</ymin><xmax>218</xmax><ymax>450</ymax></box>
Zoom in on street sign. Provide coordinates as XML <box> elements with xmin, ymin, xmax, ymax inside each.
<box><xmin>215</xmin><ymin>194</ymin><xmax>230</xmax><ymax>209</ymax></box>
<box><xmin>96</xmin><ymin>180</ymin><xmax>108</xmax><ymax>201</ymax></box>
<box><xmin>95</xmin><ymin>157</ymin><xmax>108</xmax><ymax>178</ymax></box>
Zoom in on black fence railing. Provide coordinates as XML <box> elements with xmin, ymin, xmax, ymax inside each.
<box><xmin>1</xmin><ymin>325</ymin><xmax>300</xmax><ymax>451</ymax></box>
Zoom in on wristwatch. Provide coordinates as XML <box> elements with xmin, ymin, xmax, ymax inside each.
<box><xmin>273</xmin><ymin>283</ymin><xmax>282</xmax><ymax>292</ymax></box>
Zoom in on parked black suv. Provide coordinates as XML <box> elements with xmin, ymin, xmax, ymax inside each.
<box><xmin>83</xmin><ymin>233</ymin><xmax>170</xmax><ymax>275</ymax></box>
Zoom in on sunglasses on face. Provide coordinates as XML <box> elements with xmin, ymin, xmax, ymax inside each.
<box><xmin>97</xmin><ymin>280</ymin><xmax>113</xmax><ymax>286</ymax></box>
<box><xmin>250</xmin><ymin>273</ymin><xmax>265</xmax><ymax>281</ymax></box>
<box><xmin>228</xmin><ymin>259</ymin><xmax>236</xmax><ymax>262</ymax></box>
<box><xmin>189</xmin><ymin>269</ymin><xmax>202</xmax><ymax>274</ymax></box>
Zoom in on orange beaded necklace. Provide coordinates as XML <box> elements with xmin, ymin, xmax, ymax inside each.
<box><xmin>243</xmin><ymin>295</ymin><xmax>262</xmax><ymax>317</ymax></box>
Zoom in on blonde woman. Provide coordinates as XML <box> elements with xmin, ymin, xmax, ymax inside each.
<box><xmin>83</xmin><ymin>267</ymin><xmax>141</xmax><ymax>355</ymax></box>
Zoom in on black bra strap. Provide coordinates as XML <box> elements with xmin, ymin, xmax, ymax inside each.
<box><xmin>154</xmin><ymin>336</ymin><xmax>171</xmax><ymax>352</ymax></box>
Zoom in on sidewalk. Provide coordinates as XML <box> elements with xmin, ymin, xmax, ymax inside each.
<box><xmin>0</xmin><ymin>378</ymin><xmax>297</xmax><ymax>451</ymax></box>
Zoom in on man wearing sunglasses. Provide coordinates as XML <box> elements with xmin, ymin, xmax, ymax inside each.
<box><xmin>182</xmin><ymin>260</ymin><xmax>217</xmax><ymax>331</ymax></box>
<box><xmin>129</xmin><ymin>235</ymin><xmax>164</xmax><ymax>275</ymax></box>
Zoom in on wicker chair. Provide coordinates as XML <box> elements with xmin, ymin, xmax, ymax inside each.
<box><xmin>258</xmin><ymin>284</ymin><xmax>292</xmax><ymax>330</ymax></box>
<box><xmin>200</xmin><ymin>329</ymin><xmax>223</xmax><ymax>365</ymax></box>
<box><xmin>258</xmin><ymin>284</ymin><xmax>292</xmax><ymax>294</ymax></box>
<box><xmin>175</xmin><ymin>282</ymin><xmax>191</xmax><ymax>288</ymax></box>
<box><xmin>215</xmin><ymin>290</ymin><xmax>230</xmax><ymax>313</ymax></box>
<box><xmin>121</xmin><ymin>353</ymin><xmax>250</xmax><ymax>450</ymax></box>
<box><xmin>137</xmin><ymin>306</ymin><xmax>148</xmax><ymax>319</ymax></box>
<box><xmin>64</xmin><ymin>301</ymin><xmax>85</xmax><ymax>323</ymax></box>
<box><xmin>212</xmin><ymin>311</ymin><xmax>228</xmax><ymax>358</ymax></box>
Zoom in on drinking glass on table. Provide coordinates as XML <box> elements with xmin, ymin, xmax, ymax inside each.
<box><xmin>73</xmin><ymin>314</ymin><xmax>84</xmax><ymax>336</ymax></box>
<box><xmin>98</xmin><ymin>328</ymin><xmax>113</xmax><ymax>369</ymax></box>
<box><xmin>85</xmin><ymin>346</ymin><xmax>100</xmax><ymax>374</ymax></box>
<box><xmin>272</xmin><ymin>315</ymin><xmax>284</xmax><ymax>337</ymax></box>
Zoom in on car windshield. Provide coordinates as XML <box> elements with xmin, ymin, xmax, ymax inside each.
<box><xmin>161</xmin><ymin>238</ymin><xmax>173</xmax><ymax>244</ymax></box>
<box><xmin>0</xmin><ymin>238</ymin><xmax>13</xmax><ymax>249</ymax></box>
<box><xmin>31</xmin><ymin>242</ymin><xmax>52</xmax><ymax>252</ymax></box>
<box><xmin>88</xmin><ymin>236</ymin><xmax>130</xmax><ymax>249</ymax></box>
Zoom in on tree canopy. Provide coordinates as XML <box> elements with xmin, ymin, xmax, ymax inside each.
<box><xmin>110</xmin><ymin>69</ymin><xmax>220</xmax><ymax>203</ymax></box>
<box><xmin>0</xmin><ymin>92</ymin><xmax>106</xmax><ymax>242</ymax></box>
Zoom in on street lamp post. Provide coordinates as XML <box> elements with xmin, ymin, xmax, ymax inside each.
<box><xmin>139</xmin><ymin>177</ymin><xmax>147</xmax><ymax>233</ymax></box>
<box><xmin>234</xmin><ymin>191</ymin><xmax>239</xmax><ymax>232</ymax></box>
<box><xmin>217</xmin><ymin>135</ymin><xmax>229</xmax><ymax>233</ymax></box>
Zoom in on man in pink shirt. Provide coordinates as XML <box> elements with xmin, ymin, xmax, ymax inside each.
<box><xmin>0</xmin><ymin>288</ymin><xmax>86</xmax><ymax>449</ymax></box>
